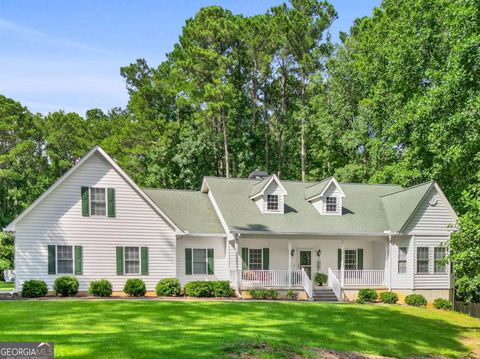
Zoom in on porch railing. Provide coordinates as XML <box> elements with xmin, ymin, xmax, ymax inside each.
<box><xmin>236</xmin><ymin>270</ymin><xmax>304</xmax><ymax>288</ymax></box>
<box><xmin>331</xmin><ymin>269</ymin><xmax>385</xmax><ymax>287</ymax></box>
<box><xmin>327</xmin><ymin>268</ymin><xmax>342</xmax><ymax>300</ymax></box>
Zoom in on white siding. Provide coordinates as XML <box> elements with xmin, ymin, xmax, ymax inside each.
<box><xmin>311</xmin><ymin>183</ymin><xmax>342</xmax><ymax>215</ymax></box>
<box><xmin>257</xmin><ymin>181</ymin><xmax>285</xmax><ymax>213</ymax></box>
<box><xmin>176</xmin><ymin>236</ymin><xmax>228</xmax><ymax>286</ymax></box>
<box><xmin>413</xmin><ymin>236</ymin><xmax>450</xmax><ymax>289</ymax></box>
<box><xmin>390</xmin><ymin>236</ymin><xmax>414</xmax><ymax>289</ymax></box>
<box><xmin>14</xmin><ymin>153</ymin><xmax>176</xmax><ymax>292</ymax></box>
<box><xmin>405</xmin><ymin>189</ymin><xmax>456</xmax><ymax>235</ymax></box>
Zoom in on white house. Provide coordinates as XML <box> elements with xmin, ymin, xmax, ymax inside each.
<box><xmin>4</xmin><ymin>146</ymin><xmax>458</xmax><ymax>301</ymax></box>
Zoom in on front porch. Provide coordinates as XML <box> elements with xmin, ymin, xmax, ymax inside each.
<box><xmin>230</xmin><ymin>236</ymin><xmax>390</xmax><ymax>301</ymax></box>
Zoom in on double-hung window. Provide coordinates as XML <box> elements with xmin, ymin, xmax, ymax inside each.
<box><xmin>90</xmin><ymin>187</ymin><xmax>106</xmax><ymax>216</ymax></box>
<box><xmin>185</xmin><ymin>248</ymin><xmax>214</xmax><ymax>275</ymax></box>
<box><xmin>326</xmin><ymin>197</ymin><xmax>337</xmax><ymax>213</ymax></box>
<box><xmin>57</xmin><ymin>245</ymin><xmax>74</xmax><ymax>274</ymax></box>
<box><xmin>398</xmin><ymin>247</ymin><xmax>407</xmax><ymax>274</ymax></box>
<box><xmin>248</xmin><ymin>249</ymin><xmax>263</xmax><ymax>270</ymax></box>
<box><xmin>344</xmin><ymin>249</ymin><xmax>357</xmax><ymax>270</ymax></box>
<box><xmin>416</xmin><ymin>247</ymin><xmax>429</xmax><ymax>273</ymax></box>
<box><xmin>125</xmin><ymin>247</ymin><xmax>140</xmax><ymax>274</ymax></box>
<box><xmin>434</xmin><ymin>247</ymin><xmax>447</xmax><ymax>273</ymax></box>
<box><xmin>193</xmin><ymin>249</ymin><xmax>207</xmax><ymax>275</ymax></box>
<box><xmin>266</xmin><ymin>195</ymin><xmax>279</xmax><ymax>211</ymax></box>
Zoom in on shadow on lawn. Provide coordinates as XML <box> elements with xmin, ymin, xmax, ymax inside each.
<box><xmin>0</xmin><ymin>301</ymin><xmax>474</xmax><ymax>358</ymax></box>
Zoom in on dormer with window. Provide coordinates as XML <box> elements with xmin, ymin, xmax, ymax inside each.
<box><xmin>249</xmin><ymin>174</ymin><xmax>288</xmax><ymax>214</ymax></box>
<box><xmin>305</xmin><ymin>177</ymin><xmax>345</xmax><ymax>216</ymax></box>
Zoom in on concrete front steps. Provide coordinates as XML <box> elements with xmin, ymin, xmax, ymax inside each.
<box><xmin>312</xmin><ymin>287</ymin><xmax>338</xmax><ymax>302</ymax></box>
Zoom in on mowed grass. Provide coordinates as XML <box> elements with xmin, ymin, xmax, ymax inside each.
<box><xmin>0</xmin><ymin>300</ymin><xmax>479</xmax><ymax>358</ymax></box>
<box><xmin>0</xmin><ymin>281</ymin><xmax>14</xmax><ymax>290</ymax></box>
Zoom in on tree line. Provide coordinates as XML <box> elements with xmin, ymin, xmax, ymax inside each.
<box><xmin>1</xmin><ymin>0</ymin><xmax>479</xmax><ymax>300</ymax></box>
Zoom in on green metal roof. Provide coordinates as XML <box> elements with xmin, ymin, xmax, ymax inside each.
<box><xmin>204</xmin><ymin>177</ymin><xmax>404</xmax><ymax>234</ymax></box>
<box><xmin>381</xmin><ymin>181</ymin><xmax>434</xmax><ymax>232</ymax></box>
<box><xmin>143</xmin><ymin>188</ymin><xmax>225</xmax><ymax>234</ymax></box>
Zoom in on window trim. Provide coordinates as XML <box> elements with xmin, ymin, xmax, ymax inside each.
<box><xmin>325</xmin><ymin>196</ymin><xmax>338</xmax><ymax>214</ymax></box>
<box><xmin>434</xmin><ymin>247</ymin><xmax>447</xmax><ymax>274</ymax></box>
<box><xmin>398</xmin><ymin>247</ymin><xmax>407</xmax><ymax>274</ymax></box>
<box><xmin>56</xmin><ymin>245</ymin><xmax>74</xmax><ymax>275</ymax></box>
<box><xmin>124</xmin><ymin>246</ymin><xmax>140</xmax><ymax>275</ymax></box>
<box><xmin>89</xmin><ymin>187</ymin><xmax>107</xmax><ymax>217</ymax></box>
<box><xmin>266</xmin><ymin>194</ymin><xmax>279</xmax><ymax>212</ymax></box>
<box><xmin>416</xmin><ymin>247</ymin><xmax>430</xmax><ymax>274</ymax></box>
<box><xmin>248</xmin><ymin>248</ymin><xmax>263</xmax><ymax>270</ymax></box>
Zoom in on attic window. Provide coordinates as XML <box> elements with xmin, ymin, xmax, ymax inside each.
<box><xmin>267</xmin><ymin>195</ymin><xmax>279</xmax><ymax>211</ymax></box>
<box><xmin>326</xmin><ymin>197</ymin><xmax>337</xmax><ymax>213</ymax></box>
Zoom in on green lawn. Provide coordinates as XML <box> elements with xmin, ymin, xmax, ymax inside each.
<box><xmin>0</xmin><ymin>281</ymin><xmax>14</xmax><ymax>291</ymax></box>
<box><xmin>0</xmin><ymin>300</ymin><xmax>478</xmax><ymax>358</ymax></box>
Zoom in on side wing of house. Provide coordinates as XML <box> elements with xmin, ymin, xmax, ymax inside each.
<box><xmin>12</xmin><ymin>151</ymin><xmax>177</xmax><ymax>293</ymax></box>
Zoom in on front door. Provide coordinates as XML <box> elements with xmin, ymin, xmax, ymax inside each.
<box><xmin>299</xmin><ymin>250</ymin><xmax>312</xmax><ymax>279</ymax></box>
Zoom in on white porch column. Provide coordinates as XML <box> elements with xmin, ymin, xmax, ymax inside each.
<box><xmin>288</xmin><ymin>240</ymin><xmax>292</xmax><ymax>287</ymax></box>
<box><xmin>341</xmin><ymin>240</ymin><xmax>345</xmax><ymax>287</ymax></box>
<box><xmin>234</xmin><ymin>235</ymin><xmax>240</xmax><ymax>293</ymax></box>
<box><xmin>388</xmin><ymin>234</ymin><xmax>392</xmax><ymax>291</ymax></box>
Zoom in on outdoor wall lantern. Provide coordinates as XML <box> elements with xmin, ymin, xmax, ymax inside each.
<box><xmin>290</xmin><ymin>249</ymin><xmax>295</xmax><ymax>257</ymax></box>
<box><xmin>316</xmin><ymin>249</ymin><xmax>322</xmax><ymax>257</ymax></box>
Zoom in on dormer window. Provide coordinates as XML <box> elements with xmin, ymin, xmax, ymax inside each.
<box><xmin>326</xmin><ymin>197</ymin><xmax>337</xmax><ymax>213</ymax></box>
<box><xmin>267</xmin><ymin>195</ymin><xmax>279</xmax><ymax>211</ymax></box>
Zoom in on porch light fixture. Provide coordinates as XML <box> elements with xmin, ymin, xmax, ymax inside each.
<box><xmin>290</xmin><ymin>249</ymin><xmax>295</xmax><ymax>257</ymax></box>
<box><xmin>316</xmin><ymin>249</ymin><xmax>321</xmax><ymax>257</ymax></box>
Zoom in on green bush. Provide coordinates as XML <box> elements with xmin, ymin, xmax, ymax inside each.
<box><xmin>405</xmin><ymin>294</ymin><xmax>427</xmax><ymax>307</ymax></box>
<box><xmin>21</xmin><ymin>280</ymin><xmax>48</xmax><ymax>298</ymax></box>
<box><xmin>314</xmin><ymin>272</ymin><xmax>328</xmax><ymax>286</ymax></box>
<box><xmin>184</xmin><ymin>281</ymin><xmax>213</xmax><ymax>297</ymax></box>
<box><xmin>286</xmin><ymin>289</ymin><xmax>298</xmax><ymax>300</ymax></box>
<box><xmin>248</xmin><ymin>289</ymin><xmax>278</xmax><ymax>300</ymax></box>
<box><xmin>123</xmin><ymin>279</ymin><xmax>146</xmax><ymax>297</ymax></box>
<box><xmin>379</xmin><ymin>291</ymin><xmax>398</xmax><ymax>304</ymax></box>
<box><xmin>156</xmin><ymin>278</ymin><xmax>181</xmax><ymax>297</ymax></box>
<box><xmin>53</xmin><ymin>276</ymin><xmax>79</xmax><ymax>297</ymax></box>
<box><xmin>211</xmin><ymin>281</ymin><xmax>232</xmax><ymax>297</ymax></box>
<box><xmin>357</xmin><ymin>288</ymin><xmax>378</xmax><ymax>303</ymax></box>
<box><xmin>88</xmin><ymin>279</ymin><xmax>112</xmax><ymax>297</ymax></box>
<box><xmin>433</xmin><ymin>298</ymin><xmax>452</xmax><ymax>310</ymax></box>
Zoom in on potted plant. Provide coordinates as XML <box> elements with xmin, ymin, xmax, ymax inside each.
<box><xmin>314</xmin><ymin>272</ymin><xmax>328</xmax><ymax>286</ymax></box>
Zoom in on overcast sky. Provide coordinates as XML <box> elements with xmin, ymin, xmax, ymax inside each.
<box><xmin>0</xmin><ymin>0</ymin><xmax>380</xmax><ymax>116</ymax></box>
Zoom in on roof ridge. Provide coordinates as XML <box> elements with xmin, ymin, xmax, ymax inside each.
<box><xmin>340</xmin><ymin>182</ymin><xmax>402</xmax><ymax>187</ymax></box>
<box><xmin>143</xmin><ymin>187</ymin><xmax>202</xmax><ymax>193</ymax></box>
<box><xmin>380</xmin><ymin>180</ymin><xmax>434</xmax><ymax>198</ymax></box>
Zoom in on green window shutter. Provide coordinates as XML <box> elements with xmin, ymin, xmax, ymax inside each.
<box><xmin>241</xmin><ymin>247</ymin><xmax>249</xmax><ymax>270</ymax></box>
<box><xmin>207</xmin><ymin>248</ymin><xmax>214</xmax><ymax>275</ymax></box>
<box><xmin>81</xmin><ymin>187</ymin><xmax>90</xmax><ymax>217</ymax></box>
<box><xmin>48</xmin><ymin>245</ymin><xmax>56</xmax><ymax>274</ymax></box>
<box><xmin>357</xmin><ymin>249</ymin><xmax>364</xmax><ymax>270</ymax></box>
<box><xmin>141</xmin><ymin>247</ymin><xmax>149</xmax><ymax>275</ymax></box>
<box><xmin>75</xmin><ymin>246</ymin><xmax>83</xmax><ymax>275</ymax></box>
<box><xmin>107</xmin><ymin>188</ymin><xmax>116</xmax><ymax>218</ymax></box>
<box><xmin>185</xmin><ymin>248</ymin><xmax>192</xmax><ymax>275</ymax></box>
<box><xmin>116</xmin><ymin>247</ymin><xmax>124</xmax><ymax>275</ymax></box>
<box><xmin>337</xmin><ymin>249</ymin><xmax>342</xmax><ymax>270</ymax></box>
<box><xmin>262</xmin><ymin>248</ymin><xmax>269</xmax><ymax>270</ymax></box>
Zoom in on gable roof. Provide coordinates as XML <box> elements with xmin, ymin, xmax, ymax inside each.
<box><xmin>305</xmin><ymin>177</ymin><xmax>345</xmax><ymax>201</ymax></box>
<box><xmin>249</xmin><ymin>174</ymin><xmax>287</xmax><ymax>199</ymax></box>
<box><xmin>205</xmin><ymin>176</ymin><xmax>403</xmax><ymax>235</ymax></box>
<box><xmin>143</xmin><ymin>189</ymin><xmax>225</xmax><ymax>235</ymax></box>
<box><xmin>4</xmin><ymin>146</ymin><xmax>182</xmax><ymax>233</ymax></box>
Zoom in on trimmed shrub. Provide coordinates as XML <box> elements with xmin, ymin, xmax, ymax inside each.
<box><xmin>286</xmin><ymin>289</ymin><xmax>298</xmax><ymax>301</ymax></box>
<box><xmin>156</xmin><ymin>278</ymin><xmax>181</xmax><ymax>297</ymax></box>
<box><xmin>124</xmin><ymin>279</ymin><xmax>146</xmax><ymax>297</ymax></box>
<box><xmin>357</xmin><ymin>288</ymin><xmax>378</xmax><ymax>303</ymax></box>
<box><xmin>53</xmin><ymin>276</ymin><xmax>79</xmax><ymax>297</ymax></box>
<box><xmin>89</xmin><ymin>279</ymin><xmax>112</xmax><ymax>297</ymax></box>
<box><xmin>212</xmin><ymin>281</ymin><xmax>232</xmax><ymax>297</ymax></box>
<box><xmin>379</xmin><ymin>291</ymin><xmax>398</xmax><ymax>304</ymax></box>
<box><xmin>184</xmin><ymin>281</ymin><xmax>213</xmax><ymax>297</ymax></box>
<box><xmin>314</xmin><ymin>272</ymin><xmax>328</xmax><ymax>286</ymax></box>
<box><xmin>405</xmin><ymin>294</ymin><xmax>427</xmax><ymax>307</ymax></box>
<box><xmin>248</xmin><ymin>289</ymin><xmax>278</xmax><ymax>300</ymax></box>
<box><xmin>21</xmin><ymin>280</ymin><xmax>48</xmax><ymax>298</ymax></box>
<box><xmin>433</xmin><ymin>298</ymin><xmax>452</xmax><ymax>310</ymax></box>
